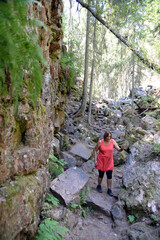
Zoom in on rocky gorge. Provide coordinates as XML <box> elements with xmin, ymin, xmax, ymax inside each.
<box><xmin>0</xmin><ymin>1</ymin><xmax>66</xmax><ymax>239</ymax></box>
<box><xmin>44</xmin><ymin>85</ymin><xmax>160</xmax><ymax>240</ymax></box>
<box><xmin>0</xmin><ymin>1</ymin><xmax>160</xmax><ymax>240</ymax></box>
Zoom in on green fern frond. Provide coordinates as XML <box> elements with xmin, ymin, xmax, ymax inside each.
<box><xmin>0</xmin><ymin>0</ymin><xmax>47</xmax><ymax>111</ymax></box>
<box><xmin>46</xmin><ymin>194</ymin><xmax>59</xmax><ymax>206</ymax></box>
<box><xmin>59</xmin><ymin>52</ymin><xmax>81</xmax><ymax>87</ymax></box>
<box><xmin>35</xmin><ymin>218</ymin><xmax>68</xmax><ymax>240</ymax></box>
<box><xmin>49</xmin><ymin>153</ymin><xmax>67</xmax><ymax>179</ymax></box>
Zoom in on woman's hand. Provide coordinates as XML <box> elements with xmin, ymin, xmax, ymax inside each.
<box><xmin>121</xmin><ymin>144</ymin><xmax>126</xmax><ymax>150</ymax></box>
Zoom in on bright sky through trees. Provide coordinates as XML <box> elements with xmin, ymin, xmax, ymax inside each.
<box><xmin>63</xmin><ymin>0</ymin><xmax>160</xmax><ymax>100</ymax></box>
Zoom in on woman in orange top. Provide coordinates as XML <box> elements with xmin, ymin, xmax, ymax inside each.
<box><xmin>94</xmin><ymin>131</ymin><xmax>125</xmax><ymax>196</ymax></box>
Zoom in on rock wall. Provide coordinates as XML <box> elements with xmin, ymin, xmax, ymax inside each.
<box><xmin>0</xmin><ymin>1</ymin><xmax>66</xmax><ymax>239</ymax></box>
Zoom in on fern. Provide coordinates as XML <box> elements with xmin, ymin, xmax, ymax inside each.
<box><xmin>60</xmin><ymin>52</ymin><xmax>81</xmax><ymax>87</ymax></box>
<box><xmin>46</xmin><ymin>194</ymin><xmax>59</xmax><ymax>206</ymax></box>
<box><xmin>80</xmin><ymin>189</ymin><xmax>87</xmax><ymax>205</ymax></box>
<box><xmin>0</xmin><ymin>0</ymin><xmax>47</xmax><ymax>112</ymax></box>
<box><xmin>49</xmin><ymin>153</ymin><xmax>67</xmax><ymax>179</ymax></box>
<box><xmin>35</xmin><ymin>218</ymin><xmax>68</xmax><ymax>240</ymax></box>
<box><xmin>152</xmin><ymin>143</ymin><xmax>160</xmax><ymax>155</ymax></box>
<box><xmin>128</xmin><ymin>215</ymin><xmax>136</xmax><ymax>224</ymax></box>
<box><xmin>69</xmin><ymin>202</ymin><xmax>86</xmax><ymax>218</ymax></box>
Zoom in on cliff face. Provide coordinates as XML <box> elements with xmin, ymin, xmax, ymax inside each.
<box><xmin>0</xmin><ymin>1</ymin><xmax>65</xmax><ymax>239</ymax></box>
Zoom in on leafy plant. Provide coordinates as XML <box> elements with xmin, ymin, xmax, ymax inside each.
<box><xmin>80</xmin><ymin>189</ymin><xmax>87</xmax><ymax>205</ymax></box>
<box><xmin>152</xmin><ymin>143</ymin><xmax>160</xmax><ymax>155</ymax></box>
<box><xmin>137</xmin><ymin>95</ymin><xmax>157</xmax><ymax>108</ymax></box>
<box><xmin>151</xmin><ymin>214</ymin><xmax>158</xmax><ymax>222</ymax></box>
<box><xmin>0</xmin><ymin>0</ymin><xmax>47</xmax><ymax>112</ymax></box>
<box><xmin>46</xmin><ymin>194</ymin><xmax>59</xmax><ymax>206</ymax></box>
<box><xmin>60</xmin><ymin>52</ymin><xmax>81</xmax><ymax>88</ymax></box>
<box><xmin>128</xmin><ymin>213</ymin><xmax>139</xmax><ymax>224</ymax></box>
<box><xmin>69</xmin><ymin>202</ymin><xmax>86</xmax><ymax>218</ymax></box>
<box><xmin>128</xmin><ymin>215</ymin><xmax>136</xmax><ymax>224</ymax></box>
<box><xmin>34</xmin><ymin>218</ymin><xmax>68</xmax><ymax>240</ymax></box>
<box><xmin>49</xmin><ymin>153</ymin><xmax>67</xmax><ymax>179</ymax></box>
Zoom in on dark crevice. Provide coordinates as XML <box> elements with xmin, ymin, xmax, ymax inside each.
<box><xmin>21</xmin><ymin>130</ymin><xmax>26</xmax><ymax>145</ymax></box>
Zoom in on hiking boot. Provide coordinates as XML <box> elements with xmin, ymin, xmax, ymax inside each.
<box><xmin>107</xmin><ymin>188</ymin><xmax>113</xmax><ymax>196</ymax></box>
<box><xmin>96</xmin><ymin>185</ymin><xmax>102</xmax><ymax>193</ymax></box>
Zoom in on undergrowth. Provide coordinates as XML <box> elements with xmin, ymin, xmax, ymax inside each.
<box><xmin>49</xmin><ymin>153</ymin><xmax>67</xmax><ymax>179</ymax></box>
<box><xmin>33</xmin><ymin>218</ymin><xmax>68</xmax><ymax>240</ymax></box>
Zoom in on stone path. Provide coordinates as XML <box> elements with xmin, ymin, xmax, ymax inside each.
<box><xmin>63</xmin><ymin>163</ymin><xmax>128</xmax><ymax>240</ymax></box>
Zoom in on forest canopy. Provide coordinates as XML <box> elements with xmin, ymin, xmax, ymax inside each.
<box><xmin>63</xmin><ymin>0</ymin><xmax>160</xmax><ymax>100</ymax></box>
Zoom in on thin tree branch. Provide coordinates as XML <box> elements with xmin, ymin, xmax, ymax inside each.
<box><xmin>76</xmin><ymin>0</ymin><xmax>160</xmax><ymax>74</ymax></box>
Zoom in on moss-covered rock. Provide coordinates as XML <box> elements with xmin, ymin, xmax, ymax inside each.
<box><xmin>0</xmin><ymin>168</ymin><xmax>49</xmax><ymax>240</ymax></box>
<box><xmin>120</xmin><ymin>161</ymin><xmax>160</xmax><ymax>222</ymax></box>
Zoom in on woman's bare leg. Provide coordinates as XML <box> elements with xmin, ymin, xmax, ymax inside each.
<box><xmin>98</xmin><ymin>177</ymin><xmax>102</xmax><ymax>185</ymax></box>
<box><xmin>107</xmin><ymin>179</ymin><xmax>112</xmax><ymax>189</ymax></box>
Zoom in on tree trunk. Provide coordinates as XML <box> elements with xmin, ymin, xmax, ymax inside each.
<box><xmin>76</xmin><ymin>0</ymin><xmax>160</xmax><ymax>74</ymax></box>
<box><xmin>131</xmin><ymin>53</ymin><xmax>135</xmax><ymax>116</ymax></box>
<box><xmin>87</xmin><ymin>5</ymin><xmax>97</xmax><ymax>124</ymax></box>
<box><xmin>68</xmin><ymin>0</ymin><xmax>73</xmax><ymax>52</ymax></box>
<box><xmin>73</xmin><ymin>0</ymin><xmax>91</xmax><ymax>117</ymax></box>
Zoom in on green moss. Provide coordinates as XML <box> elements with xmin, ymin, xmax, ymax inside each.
<box><xmin>121</xmin><ymin>151</ymin><xmax>127</xmax><ymax>162</ymax></box>
<box><xmin>135</xmin><ymin>129</ymin><xmax>146</xmax><ymax>135</ymax></box>
<box><xmin>152</xmin><ymin>143</ymin><xmax>160</xmax><ymax>155</ymax></box>
<box><xmin>1</xmin><ymin>173</ymin><xmax>41</xmax><ymax>213</ymax></box>
<box><xmin>39</xmin><ymin>98</ymin><xmax>46</xmax><ymax>115</ymax></box>
<box><xmin>90</xmin><ymin>133</ymin><xmax>99</xmax><ymax>142</ymax></box>
<box><xmin>126</xmin><ymin>136</ymin><xmax>139</xmax><ymax>146</ymax></box>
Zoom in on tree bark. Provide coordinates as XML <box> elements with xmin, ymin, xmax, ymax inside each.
<box><xmin>68</xmin><ymin>0</ymin><xmax>73</xmax><ymax>52</ymax></box>
<box><xmin>76</xmin><ymin>0</ymin><xmax>160</xmax><ymax>74</ymax></box>
<box><xmin>73</xmin><ymin>0</ymin><xmax>91</xmax><ymax>117</ymax></box>
<box><xmin>131</xmin><ymin>53</ymin><xmax>135</xmax><ymax>116</ymax></box>
<box><xmin>88</xmin><ymin>2</ymin><xmax>97</xmax><ymax>124</ymax></box>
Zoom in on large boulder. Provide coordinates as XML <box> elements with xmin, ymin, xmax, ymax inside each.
<box><xmin>0</xmin><ymin>168</ymin><xmax>49</xmax><ymax>240</ymax></box>
<box><xmin>120</xmin><ymin>161</ymin><xmax>160</xmax><ymax>220</ymax></box>
<box><xmin>128</xmin><ymin>141</ymin><xmax>159</xmax><ymax>164</ymax></box>
<box><xmin>69</xmin><ymin>142</ymin><xmax>93</xmax><ymax>161</ymax></box>
<box><xmin>86</xmin><ymin>190</ymin><xmax>116</xmax><ymax>217</ymax></box>
<box><xmin>126</xmin><ymin>222</ymin><xmax>160</xmax><ymax>240</ymax></box>
<box><xmin>61</xmin><ymin>151</ymin><xmax>76</xmax><ymax>170</ymax></box>
<box><xmin>142</xmin><ymin>115</ymin><xmax>157</xmax><ymax>130</ymax></box>
<box><xmin>113</xmin><ymin>150</ymin><xmax>127</xmax><ymax>166</ymax></box>
<box><xmin>50</xmin><ymin>167</ymin><xmax>89</xmax><ymax>206</ymax></box>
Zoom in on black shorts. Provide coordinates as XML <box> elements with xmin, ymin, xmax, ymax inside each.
<box><xmin>98</xmin><ymin>170</ymin><xmax>112</xmax><ymax>179</ymax></box>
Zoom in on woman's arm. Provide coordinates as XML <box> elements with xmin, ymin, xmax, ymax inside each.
<box><xmin>94</xmin><ymin>140</ymin><xmax>101</xmax><ymax>166</ymax></box>
<box><xmin>113</xmin><ymin>139</ymin><xmax>125</xmax><ymax>152</ymax></box>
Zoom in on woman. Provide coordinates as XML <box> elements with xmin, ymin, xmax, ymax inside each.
<box><xmin>94</xmin><ymin>131</ymin><xmax>125</xmax><ymax>196</ymax></box>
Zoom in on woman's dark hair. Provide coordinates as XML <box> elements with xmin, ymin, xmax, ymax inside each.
<box><xmin>103</xmin><ymin>131</ymin><xmax>112</xmax><ymax>140</ymax></box>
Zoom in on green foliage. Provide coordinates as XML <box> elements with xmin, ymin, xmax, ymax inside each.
<box><xmin>49</xmin><ymin>153</ymin><xmax>67</xmax><ymax>179</ymax></box>
<box><xmin>157</xmin><ymin>120</ymin><xmax>160</xmax><ymax>126</ymax></box>
<box><xmin>80</xmin><ymin>189</ymin><xmax>87</xmax><ymax>205</ymax></box>
<box><xmin>128</xmin><ymin>215</ymin><xmax>136</xmax><ymax>224</ymax></box>
<box><xmin>114</xmin><ymin>105</ymin><xmax>121</xmax><ymax>110</ymax></box>
<box><xmin>69</xmin><ymin>187</ymin><xmax>90</xmax><ymax>218</ymax></box>
<box><xmin>152</xmin><ymin>143</ymin><xmax>160</xmax><ymax>155</ymax></box>
<box><xmin>60</xmin><ymin>52</ymin><xmax>81</xmax><ymax>87</ymax></box>
<box><xmin>128</xmin><ymin>213</ymin><xmax>139</xmax><ymax>224</ymax></box>
<box><xmin>46</xmin><ymin>194</ymin><xmax>59</xmax><ymax>206</ymax></box>
<box><xmin>62</xmin><ymin>135</ymin><xmax>69</xmax><ymax>151</ymax></box>
<box><xmin>0</xmin><ymin>0</ymin><xmax>47</xmax><ymax>112</ymax></box>
<box><xmin>151</xmin><ymin>214</ymin><xmax>158</xmax><ymax>222</ymax></box>
<box><xmin>137</xmin><ymin>95</ymin><xmax>156</xmax><ymax>106</ymax></box>
<box><xmin>34</xmin><ymin>218</ymin><xmax>68</xmax><ymax>240</ymax></box>
<box><xmin>69</xmin><ymin>202</ymin><xmax>86</xmax><ymax>218</ymax></box>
